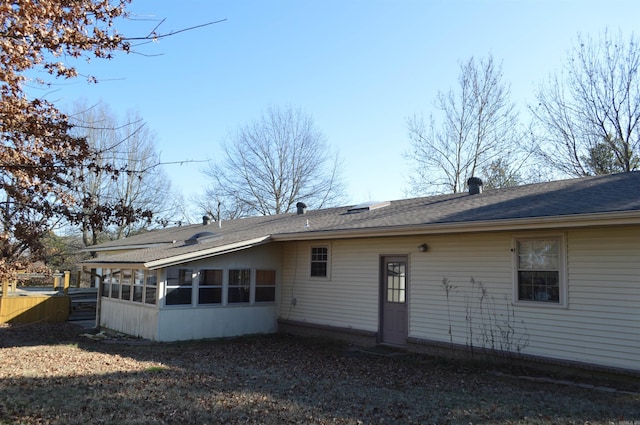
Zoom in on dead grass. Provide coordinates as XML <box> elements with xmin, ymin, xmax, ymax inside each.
<box><xmin>0</xmin><ymin>322</ymin><xmax>638</xmax><ymax>424</ymax></box>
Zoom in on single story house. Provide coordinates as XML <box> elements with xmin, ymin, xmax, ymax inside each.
<box><xmin>83</xmin><ymin>172</ymin><xmax>640</xmax><ymax>375</ymax></box>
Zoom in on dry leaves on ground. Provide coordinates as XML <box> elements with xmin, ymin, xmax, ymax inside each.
<box><xmin>0</xmin><ymin>322</ymin><xmax>638</xmax><ymax>424</ymax></box>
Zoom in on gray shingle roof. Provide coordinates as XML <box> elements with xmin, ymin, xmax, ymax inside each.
<box><xmin>84</xmin><ymin>172</ymin><xmax>640</xmax><ymax>267</ymax></box>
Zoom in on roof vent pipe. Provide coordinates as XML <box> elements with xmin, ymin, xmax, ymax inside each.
<box><xmin>203</xmin><ymin>216</ymin><xmax>211</xmax><ymax>225</ymax></box>
<box><xmin>296</xmin><ymin>202</ymin><xmax>307</xmax><ymax>215</ymax></box>
<box><xmin>467</xmin><ymin>177</ymin><xmax>483</xmax><ymax>195</ymax></box>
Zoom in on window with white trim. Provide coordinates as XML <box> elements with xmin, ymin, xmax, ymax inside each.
<box><xmin>255</xmin><ymin>269</ymin><xmax>276</xmax><ymax>302</ymax></box>
<box><xmin>310</xmin><ymin>246</ymin><xmax>328</xmax><ymax>277</ymax></box>
<box><xmin>110</xmin><ymin>269</ymin><xmax>121</xmax><ymax>298</ymax></box>
<box><xmin>99</xmin><ymin>268</ymin><xmax>157</xmax><ymax>305</ymax></box>
<box><xmin>120</xmin><ymin>269</ymin><xmax>132</xmax><ymax>301</ymax></box>
<box><xmin>165</xmin><ymin>267</ymin><xmax>193</xmax><ymax>305</ymax></box>
<box><xmin>133</xmin><ymin>269</ymin><xmax>144</xmax><ymax>302</ymax></box>
<box><xmin>514</xmin><ymin>236</ymin><xmax>564</xmax><ymax>305</ymax></box>
<box><xmin>145</xmin><ymin>270</ymin><xmax>157</xmax><ymax>305</ymax></box>
<box><xmin>100</xmin><ymin>268</ymin><xmax>111</xmax><ymax>298</ymax></box>
<box><xmin>199</xmin><ymin>269</ymin><xmax>223</xmax><ymax>305</ymax></box>
<box><xmin>228</xmin><ymin>269</ymin><xmax>250</xmax><ymax>303</ymax></box>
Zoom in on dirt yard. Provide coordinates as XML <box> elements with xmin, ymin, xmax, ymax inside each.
<box><xmin>0</xmin><ymin>322</ymin><xmax>638</xmax><ymax>424</ymax></box>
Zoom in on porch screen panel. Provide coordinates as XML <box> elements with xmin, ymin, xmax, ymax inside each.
<box><xmin>255</xmin><ymin>269</ymin><xmax>276</xmax><ymax>302</ymax></box>
<box><xmin>199</xmin><ymin>269</ymin><xmax>222</xmax><ymax>304</ymax></box>
<box><xmin>145</xmin><ymin>270</ymin><xmax>157</xmax><ymax>305</ymax></box>
<box><xmin>133</xmin><ymin>269</ymin><xmax>144</xmax><ymax>302</ymax></box>
<box><xmin>165</xmin><ymin>268</ymin><xmax>193</xmax><ymax>305</ymax></box>
<box><xmin>228</xmin><ymin>269</ymin><xmax>250</xmax><ymax>303</ymax></box>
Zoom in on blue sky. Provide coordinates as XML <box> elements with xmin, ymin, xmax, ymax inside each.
<box><xmin>42</xmin><ymin>0</ymin><xmax>640</xmax><ymax>212</ymax></box>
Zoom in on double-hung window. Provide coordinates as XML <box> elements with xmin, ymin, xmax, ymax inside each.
<box><xmin>310</xmin><ymin>246</ymin><xmax>329</xmax><ymax>278</ymax></box>
<box><xmin>120</xmin><ymin>269</ymin><xmax>132</xmax><ymax>301</ymax></box>
<box><xmin>255</xmin><ymin>270</ymin><xmax>276</xmax><ymax>302</ymax></box>
<box><xmin>100</xmin><ymin>268</ymin><xmax>111</xmax><ymax>298</ymax></box>
<box><xmin>199</xmin><ymin>269</ymin><xmax>223</xmax><ymax>305</ymax></box>
<box><xmin>228</xmin><ymin>269</ymin><xmax>251</xmax><ymax>303</ymax></box>
<box><xmin>110</xmin><ymin>269</ymin><xmax>121</xmax><ymax>299</ymax></box>
<box><xmin>165</xmin><ymin>268</ymin><xmax>193</xmax><ymax>305</ymax></box>
<box><xmin>514</xmin><ymin>236</ymin><xmax>565</xmax><ymax>306</ymax></box>
<box><xmin>145</xmin><ymin>270</ymin><xmax>157</xmax><ymax>305</ymax></box>
<box><xmin>133</xmin><ymin>269</ymin><xmax>144</xmax><ymax>302</ymax></box>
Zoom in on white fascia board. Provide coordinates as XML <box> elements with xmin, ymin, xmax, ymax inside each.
<box><xmin>143</xmin><ymin>236</ymin><xmax>272</xmax><ymax>270</ymax></box>
<box><xmin>272</xmin><ymin>211</ymin><xmax>640</xmax><ymax>241</ymax></box>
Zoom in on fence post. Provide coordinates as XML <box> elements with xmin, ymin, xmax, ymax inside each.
<box><xmin>1</xmin><ymin>279</ymin><xmax>7</xmax><ymax>296</ymax></box>
<box><xmin>76</xmin><ymin>270</ymin><xmax>82</xmax><ymax>288</ymax></box>
<box><xmin>63</xmin><ymin>271</ymin><xmax>71</xmax><ymax>295</ymax></box>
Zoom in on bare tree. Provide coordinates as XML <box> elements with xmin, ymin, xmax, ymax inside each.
<box><xmin>406</xmin><ymin>55</ymin><xmax>522</xmax><ymax>194</ymax></box>
<box><xmin>192</xmin><ymin>191</ymin><xmax>250</xmax><ymax>223</ymax></box>
<box><xmin>67</xmin><ymin>102</ymin><xmax>176</xmax><ymax>246</ymax></box>
<box><xmin>204</xmin><ymin>105</ymin><xmax>345</xmax><ymax>216</ymax></box>
<box><xmin>531</xmin><ymin>30</ymin><xmax>640</xmax><ymax>176</ymax></box>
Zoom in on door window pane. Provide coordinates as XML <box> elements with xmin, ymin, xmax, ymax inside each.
<box><xmin>386</xmin><ymin>262</ymin><xmax>406</xmax><ymax>304</ymax></box>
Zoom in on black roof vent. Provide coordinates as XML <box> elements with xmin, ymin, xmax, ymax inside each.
<box><xmin>467</xmin><ymin>177</ymin><xmax>483</xmax><ymax>195</ymax></box>
<box><xmin>296</xmin><ymin>202</ymin><xmax>307</xmax><ymax>215</ymax></box>
<box><xmin>185</xmin><ymin>231</ymin><xmax>219</xmax><ymax>245</ymax></box>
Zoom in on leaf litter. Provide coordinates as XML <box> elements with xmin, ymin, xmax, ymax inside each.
<box><xmin>0</xmin><ymin>322</ymin><xmax>638</xmax><ymax>424</ymax></box>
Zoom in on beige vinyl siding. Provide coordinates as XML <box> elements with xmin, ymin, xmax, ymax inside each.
<box><xmin>410</xmin><ymin>228</ymin><xmax>640</xmax><ymax>370</ymax></box>
<box><xmin>410</xmin><ymin>233</ymin><xmax>516</xmax><ymax>351</ymax></box>
<box><xmin>280</xmin><ymin>226</ymin><xmax>640</xmax><ymax>371</ymax></box>
<box><xmin>280</xmin><ymin>240</ymin><xmax>380</xmax><ymax>331</ymax></box>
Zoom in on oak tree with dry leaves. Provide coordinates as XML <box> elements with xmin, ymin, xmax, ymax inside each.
<box><xmin>0</xmin><ymin>1</ymin><xmax>218</xmax><ymax>277</ymax></box>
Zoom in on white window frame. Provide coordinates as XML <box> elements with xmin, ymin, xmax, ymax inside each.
<box><xmin>255</xmin><ymin>269</ymin><xmax>277</xmax><ymax>303</ymax></box>
<box><xmin>227</xmin><ymin>268</ymin><xmax>251</xmax><ymax>304</ymax></box>
<box><xmin>310</xmin><ymin>245</ymin><xmax>331</xmax><ymax>279</ymax></box>
<box><xmin>144</xmin><ymin>270</ymin><xmax>158</xmax><ymax>305</ymax></box>
<box><xmin>164</xmin><ymin>267</ymin><xmax>194</xmax><ymax>307</ymax></box>
<box><xmin>512</xmin><ymin>234</ymin><xmax>567</xmax><ymax>308</ymax></box>
<box><xmin>197</xmin><ymin>269</ymin><xmax>223</xmax><ymax>305</ymax></box>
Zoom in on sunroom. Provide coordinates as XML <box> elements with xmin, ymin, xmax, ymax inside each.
<box><xmin>89</xmin><ymin>242</ymin><xmax>282</xmax><ymax>342</ymax></box>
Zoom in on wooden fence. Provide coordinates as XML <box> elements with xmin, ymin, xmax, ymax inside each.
<box><xmin>0</xmin><ymin>272</ymin><xmax>72</xmax><ymax>324</ymax></box>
